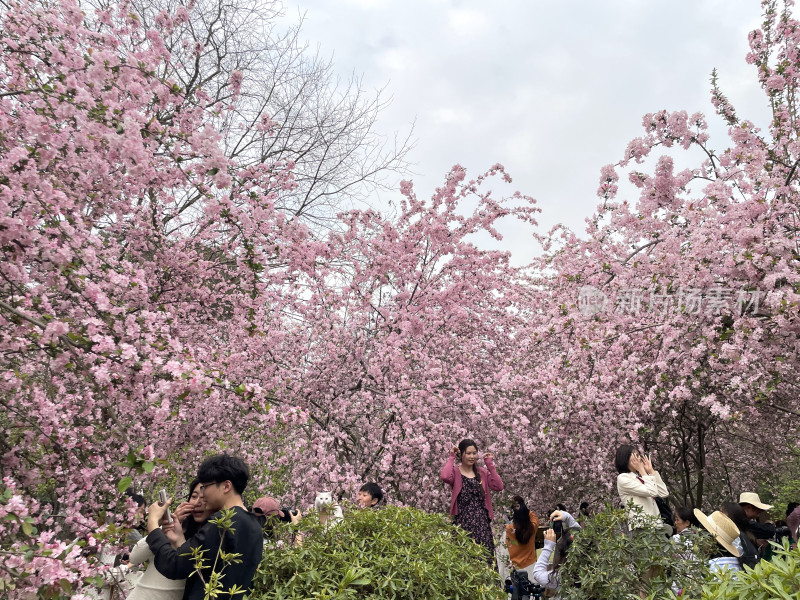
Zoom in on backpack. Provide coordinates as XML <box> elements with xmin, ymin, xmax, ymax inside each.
<box><xmin>738</xmin><ymin>533</ymin><xmax>759</xmax><ymax>569</ymax></box>
<box><xmin>654</xmin><ymin>496</ymin><xmax>675</xmax><ymax>532</ymax></box>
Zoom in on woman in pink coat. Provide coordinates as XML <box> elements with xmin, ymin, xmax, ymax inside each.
<box><xmin>440</xmin><ymin>438</ymin><xmax>504</xmax><ymax>566</ymax></box>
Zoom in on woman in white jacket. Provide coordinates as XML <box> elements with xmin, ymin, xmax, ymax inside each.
<box><xmin>614</xmin><ymin>445</ymin><xmax>669</xmax><ymax>532</ymax></box>
<box><xmin>127</xmin><ymin>480</ymin><xmax>212</xmax><ymax>600</ymax></box>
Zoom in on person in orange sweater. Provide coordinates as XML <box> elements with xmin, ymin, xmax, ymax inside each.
<box><xmin>504</xmin><ymin>495</ymin><xmax>540</xmax><ymax>575</ymax></box>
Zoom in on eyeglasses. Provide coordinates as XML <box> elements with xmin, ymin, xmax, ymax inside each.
<box><xmin>199</xmin><ymin>482</ymin><xmax>220</xmax><ymax>492</ymax></box>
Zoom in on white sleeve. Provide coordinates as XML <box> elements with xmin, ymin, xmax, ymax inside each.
<box><xmin>532</xmin><ymin>540</ymin><xmax>555</xmax><ymax>587</ymax></box>
<box><xmin>617</xmin><ymin>472</ymin><xmax>660</xmax><ymax>498</ymax></box>
<box><xmin>127</xmin><ymin>537</ymin><xmax>153</xmax><ymax>566</ymax></box>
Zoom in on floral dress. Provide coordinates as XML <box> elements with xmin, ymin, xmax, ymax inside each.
<box><xmin>453</xmin><ymin>475</ymin><xmax>495</xmax><ymax>566</ymax></box>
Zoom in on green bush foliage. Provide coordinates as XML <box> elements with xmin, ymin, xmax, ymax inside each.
<box><xmin>249</xmin><ymin>505</ymin><xmax>504</xmax><ymax>600</ymax></box>
<box><xmin>558</xmin><ymin>506</ymin><xmax>713</xmax><ymax>600</ymax></box>
<box><xmin>700</xmin><ymin>540</ymin><xmax>800</xmax><ymax>600</ymax></box>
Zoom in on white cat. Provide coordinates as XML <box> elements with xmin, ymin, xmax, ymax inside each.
<box><xmin>314</xmin><ymin>491</ymin><xmax>343</xmax><ymax>528</ymax></box>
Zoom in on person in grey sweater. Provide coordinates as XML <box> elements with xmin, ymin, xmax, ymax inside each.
<box><xmin>532</xmin><ymin>510</ymin><xmax>581</xmax><ymax>599</ymax></box>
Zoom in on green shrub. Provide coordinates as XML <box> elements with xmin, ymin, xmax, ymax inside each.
<box><xmin>249</xmin><ymin>505</ymin><xmax>504</xmax><ymax>600</ymax></box>
<box><xmin>558</xmin><ymin>506</ymin><xmax>713</xmax><ymax>600</ymax></box>
<box><xmin>700</xmin><ymin>540</ymin><xmax>800</xmax><ymax>600</ymax></box>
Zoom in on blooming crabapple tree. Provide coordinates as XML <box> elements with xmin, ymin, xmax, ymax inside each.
<box><xmin>0</xmin><ymin>0</ymin><xmax>539</xmax><ymax>594</ymax></box>
<box><xmin>527</xmin><ymin>0</ymin><xmax>800</xmax><ymax>509</ymax></box>
<box><xmin>0</xmin><ymin>0</ymin><xmax>311</xmax><ymax>595</ymax></box>
<box><xmin>245</xmin><ymin>166</ymin><xmax>540</xmax><ymax>508</ymax></box>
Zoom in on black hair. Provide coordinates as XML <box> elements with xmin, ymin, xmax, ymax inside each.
<box><xmin>721</xmin><ymin>500</ymin><xmax>755</xmax><ymax>567</ymax></box>
<box><xmin>197</xmin><ymin>454</ymin><xmax>249</xmax><ymax>495</ymax></box>
<box><xmin>721</xmin><ymin>501</ymin><xmax>750</xmax><ymax>534</ymax></box>
<box><xmin>614</xmin><ymin>444</ymin><xmax>636</xmax><ymax>474</ymax></box>
<box><xmin>674</xmin><ymin>505</ymin><xmax>699</xmax><ymax>527</ymax></box>
<box><xmin>359</xmin><ymin>482</ymin><xmax>383</xmax><ymax>505</ymax></box>
<box><xmin>182</xmin><ymin>478</ymin><xmax>204</xmax><ymax>540</ymax></box>
<box><xmin>457</xmin><ymin>439</ymin><xmax>483</xmax><ymax>497</ymax></box>
<box><xmin>550</xmin><ymin>531</ymin><xmax>574</xmax><ymax>583</ymax></box>
<box><xmin>787</xmin><ymin>502</ymin><xmax>799</xmax><ymax>518</ymax></box>
<box><xmin>556</xmin><ymin>503</ymin><xmax>567</xmax><ymax>512</ymax></box>
<box><xmin>511</xmin><ymin>495</ymin><xmax>534</xmax><ymax>545</ymax></box>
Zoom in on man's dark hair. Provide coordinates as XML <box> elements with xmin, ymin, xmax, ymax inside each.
<box><xmin>614</xmin><ymin>444</ymin><xmax>636</xmax><ymax>474</ymax></box>
<box><xmin>787</xmin><ymin>501</ymin><xmax>799</xmax><ymax>517</ymax></box>
<box><xmin>359</xmin><ymin>482</ymin><xmax>383</xmax><ymax>504</ymax></box>
<box><xmin>197</xmin><ymin>455</ymin><xmax>250</xmax><ymax>495</ymax></box>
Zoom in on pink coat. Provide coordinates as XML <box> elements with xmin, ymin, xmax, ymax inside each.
<box><xmin>440</xmin><ymin>451</ymin><xmax>504</xmax><ymax>520</ymax></box>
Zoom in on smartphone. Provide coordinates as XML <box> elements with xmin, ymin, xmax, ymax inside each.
<box><xmin>159</xmin><ymin>489</ymin><xmax>171</xmax><ymax>522</ymax></box>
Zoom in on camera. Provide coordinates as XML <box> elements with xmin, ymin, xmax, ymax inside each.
<box><xmin>504</xmin><ymin>570</ymin><xmax>545</xmax><ymax>600</ymax></box>
<box><xmin>553</xmin><ymin>518</ymin><xmax>563</xmax><ymax>536</ymax></box>
<box><xmin>278</xmin><ymin>507</ymin><xmax>298</xmax><ymax>523</ymax></box>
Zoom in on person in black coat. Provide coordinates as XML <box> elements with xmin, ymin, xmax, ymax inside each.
<box><xmin>145</xmin><ymin>455</ymin><xmax>263</xmax><ymax>600</ymax></box>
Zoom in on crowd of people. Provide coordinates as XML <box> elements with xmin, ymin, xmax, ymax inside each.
<box><xmin>98</xmin><ymin>440</ymin><xmax>798</xmax><ymax>599</ymax></box>
<box><xmin>98</xmin><ymin>456</ymin><xmax>386</xmax><ymax>599</ymax></box>
<box><xmin>443</xmin><ymin>439</ymin><xmax>799</xmax><ymax>599</ymax></box>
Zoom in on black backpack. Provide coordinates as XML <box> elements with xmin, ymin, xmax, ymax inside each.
<box><xmin>654</xmin><ymin>496</ymin><xmax>675</xmax><ymax>531</ymax></box>
<box><xmin>738</xmin><ymin>533</ymin><xmax>759</xmax><ymax>569</ymax></box>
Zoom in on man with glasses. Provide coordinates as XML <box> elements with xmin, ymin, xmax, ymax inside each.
<box><xmin>145</xmin><ymin>454</ymin><xmax>264</xmax><ymax>600</ymax></box>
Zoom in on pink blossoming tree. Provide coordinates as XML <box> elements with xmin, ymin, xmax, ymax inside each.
<box><xmin>528</xmin><ymin>0</ymin><xmax>800</xmax><ymax>508</ymax></box>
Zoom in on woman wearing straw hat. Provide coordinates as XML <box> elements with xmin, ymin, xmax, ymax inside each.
<box><xmin>694</xmin><ymin>509</ymin><xmax>743</xmax><ymax>575</ymax></box>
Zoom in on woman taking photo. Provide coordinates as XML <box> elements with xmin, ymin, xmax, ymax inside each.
<box><xmin>440</xmin><ymin>438</ymin><xmax>504</xmax><ymax>566</ymax></box>
<box><xmin>615</xmin><ymin>444</ymin><xmax>669</xmax><ymax>532</ymax></box>
<box><xmin>532</xmin><ymin>510</ymin><xmax>581</xmax><ymax>598</ymax></box>
<box><xmin>126</xmin><ymin>479</ymin><xmax>213</xmax><ymax>600</ymax></box>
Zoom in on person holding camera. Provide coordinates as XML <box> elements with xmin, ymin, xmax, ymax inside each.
<box><xmin>615</xmin><ymin>444</ymin><xmax>669</xmax><ymax>532</ymax></box>
<box><xmin>531</xmin><ymin>510</ymin><xmax>581</xmax><ymax>599</ymax></box>
<box><xmin>440</xmin><ymin>438</ymin><xmax>504</xmax><ymax>567</ymax></box>
<box><xmin>253</xmin><ymin>496</ymin><xmax>303</xmax><ymax>547</ymax></box>
<box><xmin>145</xmin><ymin>455</ymin><xmax>264</xmax><ymax>600</ymax></box>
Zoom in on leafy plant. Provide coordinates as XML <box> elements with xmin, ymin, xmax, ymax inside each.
<box><xmin>700</xmin><ymin>540</ymin><xmax>800</xmax><ymax>600</ymax></box>
<box><xmin>558</xmin><ymin>506</ymin><xmax>712</xmax><ymax>600</ymax></box>
<box><xmin>249</xmin><ymin>505</ymin><xmax>504</xmax><ymax>600</ymax></box>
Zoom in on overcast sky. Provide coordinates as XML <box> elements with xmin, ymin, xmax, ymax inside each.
<box><xmin>282</xmin><ymin>0</ymin><xmax>773</xmax><ymax>264</ymax></box>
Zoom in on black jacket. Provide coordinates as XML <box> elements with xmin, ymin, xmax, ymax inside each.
<box><xmin>147</xmin><ymin>506</ymin><xmax>263</xmax><ymax>600</ymax></box>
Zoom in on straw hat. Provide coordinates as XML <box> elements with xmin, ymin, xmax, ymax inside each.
<box><xmin>694</xmin><ymin>509</ymin><xmax>741</xmax><ymax>557</ymax></box>
<box><xmin>738</xmin><ymin>492</ymin><xmax>773</xmax><ymax>511</ymax></box>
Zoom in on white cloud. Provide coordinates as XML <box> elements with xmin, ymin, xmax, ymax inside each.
<box><xmin>285</xmin><ymin>0</ymin><xmax>777</xmax><ymax>264</ymax></box>
<box><xmin>446</xmin><ymin>8</ymin><xmax>490</xmax><ymax>38</ymax></box>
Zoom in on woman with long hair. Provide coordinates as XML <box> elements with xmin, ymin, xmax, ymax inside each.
<box><xmin>720</xmin><ymin>501</ymin><xmax>759</xmax><ymax>569</ymax></box>
<box><xmin>503</xmin><ymin>496</ymin><xmax>540</xmax><ymax>577</ymax></box>
<box><xmin>440</xmin><ymin>438</ymin><xmax>504</xmax><ymax>566</ymax></box>
<box><xmin>126</xmin><ymin>479</ymin><xmax>213</xmax><ymax>600</ymax></box>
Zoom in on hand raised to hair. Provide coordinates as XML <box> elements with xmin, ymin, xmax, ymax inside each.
<box><xmin>629</xmin><ymin>453</ymin><xmax>646</xmax><ymax>477</ymax></box>
<box><xmin>642</xmin><ymin>454</ymin><xmax>654</xmax><ymax>475</ymax></box>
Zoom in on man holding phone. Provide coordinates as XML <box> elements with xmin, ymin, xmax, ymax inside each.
<box><xmin>145</xmin><ymin>455</ymin><xmax>263</xmax><ymax>600</ymax></box>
